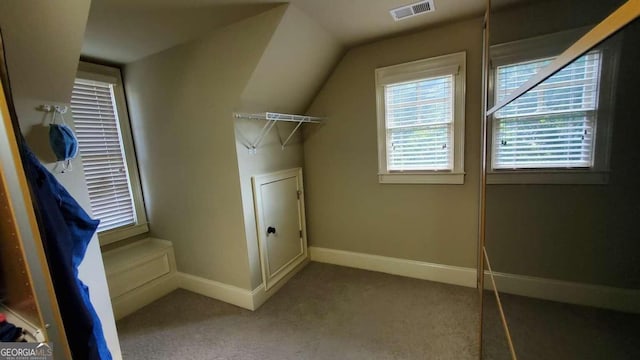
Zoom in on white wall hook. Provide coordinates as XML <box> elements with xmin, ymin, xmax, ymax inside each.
<box><xmin>40</xmin><ymin>104</ymin><xmax>68</xmax><ymax>114</ymax></box>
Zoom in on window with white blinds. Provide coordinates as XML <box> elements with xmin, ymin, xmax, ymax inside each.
<box><xmin>493</xmin><ymin>51</ymin><xmax>602</xmax><ymax>169</ymax></box>
<box><xmin>70</xmin><ymin>78</ymin><xmax>137</xmax><ymax>232</ymax></box>
<box><xmin>385</xmin><ymin>75</ymin><xmax>454</xmax><ymax>171</ymax></box>
<box><xmin>376</xmin><ymin>52</ymin><xmax>466</xmax><ymax>184</ymax></box>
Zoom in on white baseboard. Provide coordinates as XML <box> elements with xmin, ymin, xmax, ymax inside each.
<box><xmin>111</xmin><ymin>244</ymin><xmax>640</xmax><ymax>317</ymax></box>
<box><xmin>309</xmin><ymin>246</ymin><xmax>477</xmax><ymax>288</ymax></box>
<box><xmin>111</xmin><ymin>273</ymin><xmax>179</xmax><ymax>320</ymax></box>
<box><xmin>251</xmin><ymin>258</ymin><xmax>310</xmax><ymax>309</ymax></box>
<box><xmin>308</xmin><ymin>247</ymin><xmax>640</xmax><ymax>313</ymax></box>
<box><xmin>484</xmin><ymin>271</ymin><xmax>640</xmax><ymax>314</ymax></box>
<box><xmin>177</xmin><ymin>272</ymin><xmax>255</xmax><ymax>310</ymax></box>
<box><xmin>107</xmin><ymin>239</ymin><xmax>308</xmax><ymax>316</ymax></box>
<box><xmin>177</xmin><ymin>258</ymin><xmax>311</xmax><ymax>311</ymax></box>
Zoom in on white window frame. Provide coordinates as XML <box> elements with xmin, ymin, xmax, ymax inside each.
<box><xmin>488</xmin><ymin>28</ymin><xmax>620</xmax><ymax>185</ymax></box>
<box><xmin>375</xmin><ymin>52</ymin><xmax>466</xmax><ymax>184</ymax></box>
<box><xmin>75</xmin><ymin>62</ymin><xmax>148</xmax><ymax>245</ymax></box>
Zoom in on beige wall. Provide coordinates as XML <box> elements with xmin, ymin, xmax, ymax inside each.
<box><xmin>303</xmin><ymin>18</ymin><xmax>483</xmax><ymax>269</ymax></box>
<box><xmin>485</xmin><ymin>0</ymin><xmax>640</xmax><ymax>289</ymax></box>
<box><xmin>123</xmin><ymin>6</ymin><xmax>287</xmax><ymax>289</ymax></box>
<box><xmin>0</xmin><ymin>0</ymin><xmax>123</xmax><ymax>358</ymax></box>
<box><xmin>236</xmin><ymin>5</ymin><xmax>342</xmax><ymax>288</ymax></box>
<box><xmin>235</xmin><ymin>124</ymin><xmax>306</xmax><ymax>288</ymax></box>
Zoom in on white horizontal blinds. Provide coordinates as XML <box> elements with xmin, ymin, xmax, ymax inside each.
<box><xmin>494</xmin><ymin>51</ymin><xmax>601</xmax><ymax>169</ymax></box>
<box><xmin>385</xmin><ymin>74</ymin><xmax>454</xmax><ymax>171</ymax></box>
<box><xmin>70</xmin><ymin>79</ymin><xmax>136</xmax><ymax>232</ymax></box>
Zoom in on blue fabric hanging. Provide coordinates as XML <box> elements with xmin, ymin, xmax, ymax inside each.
<box><xmin>48</xmin><ymin>108</ymin><xmax>78</xmax><ymax>173</ymax></box>
<box><xmin>49</xmin><ymin>123</ymin><xmax>79</xmax><ymax>162</ymax></box>
<box><xmin>20</xmin><ymin>144</ymin><xmax>111</xmax><ymax>360</ymax></box>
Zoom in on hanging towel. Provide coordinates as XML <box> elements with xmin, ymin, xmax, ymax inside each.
<box><xmin>20</xmin><ymin>144</ymin><xmax>111</xmax><ymax>360</ymax></box>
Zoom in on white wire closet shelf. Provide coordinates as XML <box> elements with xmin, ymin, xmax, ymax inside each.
<box><xmin>234</xmin><ymin>112</ymin><xmax>325</xmax><ymax>152</ymax></box>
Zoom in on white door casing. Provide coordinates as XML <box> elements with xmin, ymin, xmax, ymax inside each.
<box><xmin>252</xmin><ymin>168</ymin><xmax>307</xmax><ymax>291</ymax></box>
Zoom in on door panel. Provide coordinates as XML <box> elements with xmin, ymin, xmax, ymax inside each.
<box><xmin>253</xmin><ymin>168</ymin><xmax>307</xmax><ymax>291</ymax></box>
<box><xmin>261</xmin><ymin>176</ymin><xmax>302</xmax><ymax>276</ymax></box>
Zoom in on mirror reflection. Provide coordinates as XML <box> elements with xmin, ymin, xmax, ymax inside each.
<box><xmin>483</xmin><ymin>0</ymin><xmax>640</xmax><ymax>359</ymax></box>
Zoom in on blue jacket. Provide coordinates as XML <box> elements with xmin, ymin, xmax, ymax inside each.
<box><xmin>21</xmin><ymin>144</ymin><xmax>111</xmax><ymax>360</ymax></box>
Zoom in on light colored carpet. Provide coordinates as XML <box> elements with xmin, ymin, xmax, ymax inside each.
<box><xmin>482</xmin><ymin>291</ymin><xmax>640</xmax><ymax>360</ymax></box>
<box><xmin>116</xmin><ymin>262</ymin><xmax>480</xmax><ymax>359</ymax></box>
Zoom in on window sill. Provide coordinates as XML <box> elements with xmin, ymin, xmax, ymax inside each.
<box><xmin>379</xmin><ymin>172</ymin><xmax>465</xmax><ymax>184</ymax></box>
<box><xmin>98</xmin><ymin>223</ymin><xmax>150</xmax><ymax>246</ymax></box>
<box><xmin>487</xmin><ymin>170</ymin><xmax>609</xmax><ymax>185</ymax></box>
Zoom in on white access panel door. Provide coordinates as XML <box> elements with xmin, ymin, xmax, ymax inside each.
<box><xmin>252</xmin><ymin>168</ymin><xmax>307</xmax><ymax>291</ymax></box>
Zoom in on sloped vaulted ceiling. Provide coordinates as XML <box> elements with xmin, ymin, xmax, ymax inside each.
<box><xmin>0</xmin><ymin>0</ymin><xmax>91</xmax><ymax>103</ymax></box>
<box><xmin>81</xmin><ymin>0</ymin><xmax>512</xmax><ymax>65</ymax></box>
<box><xmin>240</xmin><ymin>4</ymin><xmax>343</xmax><ymax>114</ymax></box>
<box><xmin>82</xmin><ymin>0</ymin><xmax>279</xmax><ymax>64</ymax></box>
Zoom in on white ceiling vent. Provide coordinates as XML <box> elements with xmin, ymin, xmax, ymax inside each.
<box><xmin>390</xmin><ymin>0</ymin><xmax>435</xmax><ymax>21</ymax></box>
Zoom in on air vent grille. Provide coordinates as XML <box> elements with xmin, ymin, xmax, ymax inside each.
<box><xmin>390</xmin><ymin>0</ymin><xmax>435</xmax><ymax>21</ymax></box>
<box><xmin>412</xmin><ymin>2</ymin><xmax>431</xmax><ymax>13</ymax></box>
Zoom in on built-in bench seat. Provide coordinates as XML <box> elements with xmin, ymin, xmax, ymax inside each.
<box><xmin>102</xmin><ymin>238</ymin><xmax>178</xmax><ymax>320</ymax></box>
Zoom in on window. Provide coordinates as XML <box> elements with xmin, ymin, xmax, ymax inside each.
<box><xmin>494</xmin><ymin>52</ymin><xmax>601</xmax><ymax>169</ymax></box>
<box><xmin>376</xmin><ymin>52</ymin><xmax>466</xmax><ymax>184</ymax></box>
<box><xmin>489</xmin><ymin>29</ymin><xmax>619</xmax><ymax>184</ymax></box>
<box><xmin>70</xmin><ymin>62</ymin><xmax>148</xmax><ymax>245</ymax></box>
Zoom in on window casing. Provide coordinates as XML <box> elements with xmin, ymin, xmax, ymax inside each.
<box><xmin>376</xmin><ymin>52</ymin><xmax>466</xmax><ymax>184</ymax></box>
<box><xmin>488</xmin><ymin>29</ymin><xmax>619</xmax><ymax>184</ymax></box>
<box><xmin>70</xmin><ymin>62</ymin><xmax>148</xmax><ymax>245</ymax></box>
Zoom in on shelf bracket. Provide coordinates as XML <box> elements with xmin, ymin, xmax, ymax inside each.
<box><xmin>250</xmin><ymin>119</ymin><xmax>277</xmax><ymax>152</ymax></box>
<box><xmin>280</xmin><ymin>119</ymin><xmax>305</xmax><ymax>150</ymax></box>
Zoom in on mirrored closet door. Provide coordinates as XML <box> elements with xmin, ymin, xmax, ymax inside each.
<box><xmin>480</xmin><ymin>0</ymin><xmax>640</xmax><ymax>359</ymax></box>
